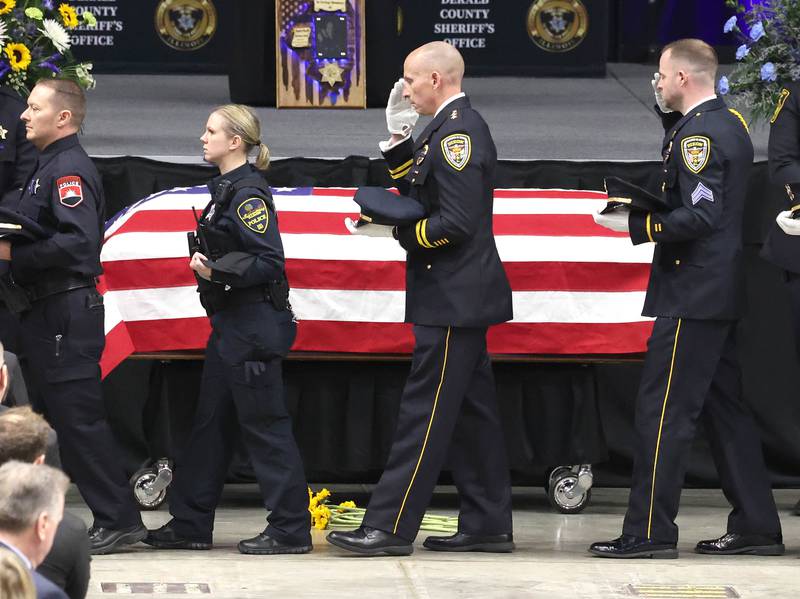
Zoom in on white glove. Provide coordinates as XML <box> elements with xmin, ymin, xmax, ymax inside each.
<box><xmin>344</xmin><ymin>217</ymin><xmax>395</xmax><ymax>238</ymax></box>
<box><xmin>776</xmin><ymin>210</ymin><xmax>800</xmax><ymax>236</ymax></box>
<box><xmin>652</xmin><ymin>72</ymin><xmax>673</xmax><ymax>114</ymax></box>
<box><xmin>385</xmin><ymin>78</ymin><xmax>418</xmax><ymax>136</ymax></box>
<box><xmin>593</xmin><ymin>209</ymin><xmax>630</xmax><ymax>233</ymax></box>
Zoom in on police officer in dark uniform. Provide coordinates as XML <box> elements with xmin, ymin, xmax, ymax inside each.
<box><xmin>763</xmin><ymin>80</ymin><xmax>800</xmax><ymax>515</ymax></box>
<box><xmin>590</xmin><ymin>39</ymin><xmax>782</xmax><ymax>558</ymax></box>
<box><xmin>144</xmin><ymin>105</ymin><xmax>312</xmax><ymax>555</ymax></box>
<box><xmin>327</xmin><ymin>41</ymin><xmax>514</xmax><ymax>556</ymax></box>
<box><xmin>0</xmin><ymin>85</ymin><xmax>37</xmax><ymax>354</ymax></box>
<box><xmin>0</xmin><ymin>78</ymin><xmax>146</xmax><ymax>554</ymax></box>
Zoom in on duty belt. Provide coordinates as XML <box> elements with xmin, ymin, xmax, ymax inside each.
<box><xmin>25</xmin><ymin>275</ymin><xmax>97</xmax><ymax>302</ymax></box>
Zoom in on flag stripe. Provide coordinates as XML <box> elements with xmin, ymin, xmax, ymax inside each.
<box><xmin>102</xmin><ymin>258</ymin><xmax>651</xmax><ymax>293</ymax></box>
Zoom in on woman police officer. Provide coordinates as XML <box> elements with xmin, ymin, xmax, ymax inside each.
<box><xmin>144</xmin><ymin>105</ymin><xmax>312</xmax><ymax>555</ymax></box>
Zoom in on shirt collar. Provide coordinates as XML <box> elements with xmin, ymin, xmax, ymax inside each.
<box><xmin>684</xmin><ymin>94</ymin><xmax>718</xmax><ymax>116</ymax></box>
<box><xmin>0</xmin><ymin>540</ymin><xmax>32</xmax><ymax>569</ymax></box>
<box><xmin>434</xmin><ymin>92</ymin><xmax>466</xmax><ymax>118</ymax></box>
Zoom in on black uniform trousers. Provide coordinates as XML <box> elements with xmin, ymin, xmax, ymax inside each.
<box><xmin>363</xmin><ymin>324</ymin><xmax>512</xmax><ymax>542</ymax></box>
<box><xmin>168</xmin><ymin>306</ymin><xmax>310</xmax><ymax>546</ymax></box>
<box><xmin>623</xmin><ymin>317</ymin><xmax>781</xmax><ymax>543</ymax></box>
<box><xmin>20</xmin><ymin>287</ymin><xmax>142</xmax><ymax>530</ymax></box>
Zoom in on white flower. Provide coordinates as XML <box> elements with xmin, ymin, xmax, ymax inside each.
<box><xmin>0</xmin><ymin>21</ymin><xmax>8</xmax><ymax>51</ymax></box>
<box><xmin>40</xmin><ymin>19</ymin><xmax>70</xmax><ymax>53</ymax></box>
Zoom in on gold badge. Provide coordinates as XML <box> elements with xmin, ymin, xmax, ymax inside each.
<box><xmin>416</xmin><ymin>144</ymin><xmax>428</xmax><ymax>165</ymax></box>
<box><xmin>319</xmin><ymin>62</ymin><xmax>344</xmax><ymax>86</ymax></box>
<box><xmin>441</xmin><ymin>134</ymin><xmax>471</xmax><ymax>171</ymax></box>
<box><xmin>680</xmin><ymin>136</ymin><xmax>711</xmax><ymax>174</ymax></box>
<box><xmin>527</xmin><ymin>0</ymin><xmax>589</xmax><ymax>53</ymax></box>
<box><xmin>155</xmin><ymin>0</ymin><xmax>217</xmax><ymax>52</ymax></box>
<box><xmin>771</xmin><ymin>88</ymin><xmax>791</xmax><ymax>124</ymax></box>
<box><xmin>237</xmin><ymin>198</ymin><xmax>269</xmax><ymax>234</ymax></box>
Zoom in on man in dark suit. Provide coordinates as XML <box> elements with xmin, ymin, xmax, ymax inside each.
<box><xmin>0</xmin><ymin>461</ymin><xmax>70</xmax><ymax>599</ymax></box>
<box><xmin>590</xmin><ymin>38</ymin><xmax>782</xmax><ymax>558</ymax></box>
<box><xmin>763</xmin><ymin>80</ymin><xmax>800</xmax><ymax>515</ymax></box>
<box><xmin>0</xmin><ymin>407</ymin><xmax>89</xmax><ymax>599</ymax></box>
<box><xmin>326</xmin><ymin>41</ymin><xmax>514</xmax><ymax>556</ymax></box>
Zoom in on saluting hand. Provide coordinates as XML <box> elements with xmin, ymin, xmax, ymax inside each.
<box><xmin>386</xmin><ymin>78</ymin><xmax>418</xmax><ymax>136</ymax></box>
<box><xmin>189</xmin><ymin>251</ymin><xmax>212</xmax><ymax>280</ymax></box>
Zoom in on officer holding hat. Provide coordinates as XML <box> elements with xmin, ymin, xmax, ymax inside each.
<box><xmin>591</xmin><ymin>39</ymin><xmax>782</xmax><ymax>558</ymax></box>
<box><xmin>0</xmin><ymin>78</ymin><xmax>146</xmax><ymax>555</ymax></box>
<box><xmin>327</xmin><ymin>41</ymin><xmax>514</xmax><ymax>556</ymax></box>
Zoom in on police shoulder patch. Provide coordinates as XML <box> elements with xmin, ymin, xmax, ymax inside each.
<box><xmin>680</xmin><ymin>135</ymin><xmax>711</xmax><ymax>174</ymax></box>
<box><xmin>56</xmin><ymin>175</ymin><xmax>84</xmax><ymax>208</ymax></box>
<box><xmin>441</xmin><ymin>133</ymin><xmax>471</xmax><ymax>171</ymax></box>
<box><xmin>771</xmin><ymin>88</ymin><xmax>791</xmax><ymax>124</ymax></box>
<box><xmin>237</xmin><ymin>197</ymin><xmax>269</xmax><ymax>234</ymax></box>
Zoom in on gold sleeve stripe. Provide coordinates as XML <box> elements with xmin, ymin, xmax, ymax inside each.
<box><xmin>390</xmin><ymin>166</ymin><xmax>412</xmax><ymax>180</ymax></box>
<box><xmin>420</xmin><ymin>219</ymin><xmax>433</xmax><ymax>248</ymax></box>
<box><xmin>729</xmin><ymin>108</ymin><xmax>749</xmax><ymax>133</ymax></box>
<box><xmin>646</xmin><ymin>318</ymin><xmax>681</xmax><ymax>540</ymax></box>
<box><xmin>646</xmin><ymin>213</ymin><xmax>654</xmax><ymax>243</ymax></box>
<box><xmin>388</xmin><ymin>158</ymin><xmax>413</xmax><ymax>175</ymax></box>
<box><xmin>791</xmin><ymin>203</ymin><xmax>800</xmax><ymax>213</ymax></box>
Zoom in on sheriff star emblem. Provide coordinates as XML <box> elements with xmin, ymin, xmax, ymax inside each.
<box><xmin>681</xmin><ymin>136</ymin><xmax>711</xmax><ymax>174</ymax></box>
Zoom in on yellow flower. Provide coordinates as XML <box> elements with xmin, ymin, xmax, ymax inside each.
<box><xmin>59</xmin><ymin>3</ymin><xmax>78</xmax><ymax>29</ymax></box>
<box><xmin>317</xmin><ymin>488</ymin><xmax>331</xmax><ymax>501</ymax></box>
<box><xmin>5</xmin><ymin>43</ymin><xmax>31</xmax><ymax>72</ymax></box>
<box><xmin>0</xmin><ymin>0</ymin><xmax>15</xmax><ymax>16</ymax></box>
<box><xmin>336</xmin><ymin>500</ymin><xmax>356</xmax><ymax>512</ymax></box>
<box><xmin>313</xmin><ymin>515</ymin><xmax>329</xmax><ymax>530</ymax></box>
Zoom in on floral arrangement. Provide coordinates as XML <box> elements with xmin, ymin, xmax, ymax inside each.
<box><xmin>0</xmin><ymin>0</ymin><xmax>96</xmax><ymax>95</ymax></box>
<box><xmin>720</xmin><ymin>0</ymin><xmax>800</xmax><ymax>123</ymax></box>
<box><xmin>308</xmin><ymin>487</ymin><xmax>457</xmax><ymax>532</ymax></box>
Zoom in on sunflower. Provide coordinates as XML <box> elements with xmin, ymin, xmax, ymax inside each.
<box><xmin>0</xmin><ymin>0</ymin><xmax>15</xmax><ymax>16</ymax></box>
<box><xmin>58</xmin><ymin>3</ymin><xmax>78</xmax><ymax>29</ymax></box>
<box><xmin>5</xmin><ymin>43</ymin><xmax>31</xmax><ymax>72</ymax></box>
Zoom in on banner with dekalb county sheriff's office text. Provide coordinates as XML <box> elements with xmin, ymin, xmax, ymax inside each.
<box><xmin>399</xmin><ymin>0</ymin><xmax>607</xmax><ymax>76</ymax></box>
<box><xmin>69</xmin><ymin>0</ymin><xmax>232</xmax><ymax>73</ymax></box>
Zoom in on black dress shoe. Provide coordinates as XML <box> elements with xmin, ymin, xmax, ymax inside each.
<box><xmin>142</xmin><ymin>522</ymin><xmax>212</xmax><ymax>550</ymax></box>
<box><xmin>423</xmin><ymin>532</ymin><xmax>514</xmax><ymax>553</ymax></box>
<box><xmin>238</xmin><ymin>531</ymin><xmax>312</xmax><ymax>555</ymax></box>
<box><xmin>326</xmin><ymin>526</ymin><xmax>413</xmax><ymax>556</ymax></box>
<box><xmin>88</xmin><ymin>523</ymin><xmax>148</xmax><ymax>555</ymax></box>
<box><xmin>589</xmin><ymin>534</ymin><xmax>677</xmax><ymax>559</ymax></box>
<box><xmin>695</xmin><ymin>532</ymin><xmax>784</xmax><ymax>556</ymax></box>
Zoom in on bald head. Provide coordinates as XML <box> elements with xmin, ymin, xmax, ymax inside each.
<box><xmin>402</xmin><ymin>42</ymin><xmax>465</xmax><ymax>116</ymax></box>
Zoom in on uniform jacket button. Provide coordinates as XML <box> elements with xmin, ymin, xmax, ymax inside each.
<box><xmin>426</xmin><ymin>264</ymin><xmax>431</xmax><ymax>270</ymax></box>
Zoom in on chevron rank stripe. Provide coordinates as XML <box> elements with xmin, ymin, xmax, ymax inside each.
<box><xmin>690</xmin><ymin>181</ymin><xmax>714</xmax><ymax>205</ymax></box>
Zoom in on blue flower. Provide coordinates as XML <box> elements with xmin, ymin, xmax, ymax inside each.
<box><xmin>761</xmin><ymin>62</ymin><xmax>777</xmax><ymax>82</ymax></box>
<box><xmin>43</xmin><ymin>0</ymin><xmax>54</xmax><ymax>10</ymax></box>
<box><xmin>750</xmin><ymin>21</ymin><xmax>765</xmax><ymax>41</ymax></box>
<box><xmin>718</xmin><ymin>76</ymin><xmax>730</xmax><ymax>95</ymax></box>
<box><xmin>735</xmin><ymin>44</ymin><xmax>750</xmax><ymax>60</ymax></box>
<box><xmin>723</xmin><ymin>16</ymin><xmax>737</xmax><ymax>33</ymax></box>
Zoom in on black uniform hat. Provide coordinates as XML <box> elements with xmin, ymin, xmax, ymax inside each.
<box><xmin>601</xmin><ymin>176</ymin><xmax>668</xmax><ymax>214</ymax></box>
<box><xmin>352</xmin><ymin>187</ymin><xmax>426</xmax><ymax>226</ymax></box>
<box><xmin>0</xmin><ymin>206</ymin><xmax>47</xmax><ymax>242</ymax></box>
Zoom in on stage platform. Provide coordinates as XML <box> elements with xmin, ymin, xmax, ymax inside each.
<box><xmin>74</xmin><ymin>486</ymin><xmax>799</xmax><ymax>598</ymax></box>
<box><xmin>83</xmin><ymin>64</ymin><xmax>766</xmax><ymax>163</ymax></box>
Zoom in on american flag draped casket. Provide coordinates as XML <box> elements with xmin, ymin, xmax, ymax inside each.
<box><xmin>98</xmin><ymin>186</ymin><xmax>655</xmax><ymax>377</ymax></box>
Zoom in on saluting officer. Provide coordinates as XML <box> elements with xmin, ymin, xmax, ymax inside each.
<box><xmin>762</xmin><ymin>80</ymin><xmax>800</xmax><ymax>515</ymax></box>
<box><xmin>144</xmin><ymin>105</ymin><xmax>312</xmax><ymax>555</ymax></box>
<box><xmin>327</xmin><ymin>41</ymin><xmax>514</xmax><ymax>556</ymax></box>
<box><xmin>0</xmin><ymin>78</ymin><xmax>146</xmax><ymax>554</ymax></box>
<box><xmin>590</xmin><ymin>39</ymin><xmax>782</xmax><ymax>558</ymax></box>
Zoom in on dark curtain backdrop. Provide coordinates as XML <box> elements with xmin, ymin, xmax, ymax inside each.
<box><xmin>97</xmin><ymin>156</ymin><xmax>800</xmax><ymax>488</ymax></box>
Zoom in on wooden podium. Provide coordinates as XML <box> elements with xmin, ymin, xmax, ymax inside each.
<box><xmin>276</xmin><ymin>0</ymin><xmax>366</xmax><ymax>108</ymax></box>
